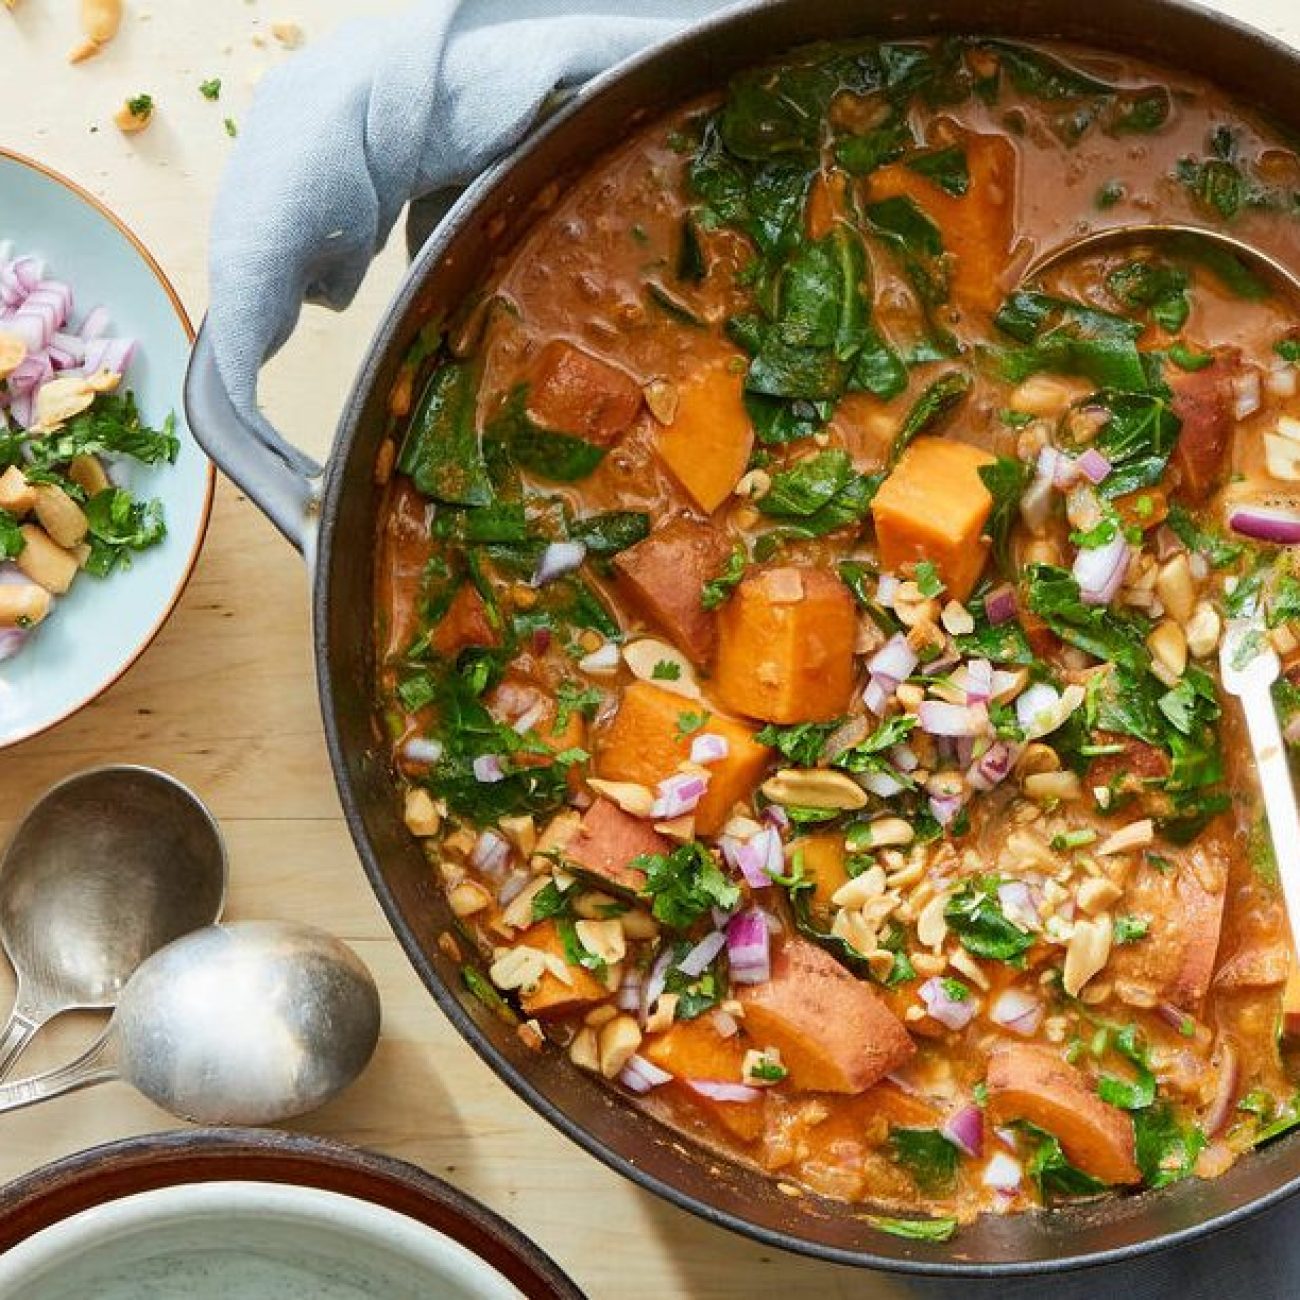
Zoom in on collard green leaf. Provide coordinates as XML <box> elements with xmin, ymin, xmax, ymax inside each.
<box><xmin>399</xmin><ymin>361</ymin><xmax>493</xmax><ymax>505</ymax></box>
<box><xmin>888</xmin><ymin>371</ymin><xmax>971</xmax><ymax>465</ymax></box>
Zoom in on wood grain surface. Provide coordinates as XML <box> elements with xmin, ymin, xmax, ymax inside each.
<box><xmin>0</xmin><ymin>3</ymin><xmax>1296</xmax><ymax>1296</ymax></box>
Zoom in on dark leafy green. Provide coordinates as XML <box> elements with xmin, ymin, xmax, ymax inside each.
<box><xmin>945</xmin><ymin>875</ymin><xmax>1033</xmax><ymax>961</ymax></box>
<box><xmin>1133</xmin><ymin>1104</ymin><xmax>1206</xmax><ymax>1188</ymax></box>
<box><xmin>0</xmin><ymin>509</ymin><xmax>23</xmax><ymax>561</ymax></box>
<box><xmin>757</xmin><ymin>449</ymin><xmax>878</xmax><ymax>537</ymax></box>
<box><xmin>864</xmin><ymin>1215</ymin><xmax>958</xmax><ymax>1243</ymax></box>
<box><xmin>905</xmin><ymin>144</ymin><xmax>969</xmax><ymax>196</ymax></box>
<box><xmin>398</xmin><ymin>362</ymin><xmax>493</xmax><ymax>505</ymax></box>
<box><xmin>1073</xmin><ymin>390</ymin><xmax>1181</xmax><ymax>499</ymax></box>
<box><xmin>1105</xmin><ymin>260</ymin><xmax>1190</xmax><ymax>334</ymax></box>
<box><xmin>889</xmin><ymin>1128</ymin><xmax>959</xmax><ymax>1194</ymax></box>
<box><xmin>701</xmin><ymin>543</ymin><xmax>748</xmax><ymax>611</ymax></box>
<box><xmin>1020</xmin><ymin>1123</ymin><xmax>1109</xmax><ymax>1199</ymax></box>
<box><xmin>978</xmin><ymin>456</ymin><xmax>1031</xmax><ymax>574</ymax></box>
<box><xmin>889</xmin><ymin>371</ymin><xmax>971</xmax><ymax>465</ymax></box>
<box><xmin>1022</xmin><ymin>563</ymin><xmax>1151</xmax><ymax>673</ymax></box>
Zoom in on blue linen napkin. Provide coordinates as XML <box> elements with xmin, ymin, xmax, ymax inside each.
<box><xmin>206</xmin><ymin>3</ymin><xmax>1300</xmax><ymax>1295</ymax></box>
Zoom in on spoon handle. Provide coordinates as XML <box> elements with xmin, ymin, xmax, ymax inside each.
<box><xmin>0</xmin><ymin>1010</ymin><xmax>43</xmax><ymax>1081</ymax></box>
<box><xmin>1240</xmin><ymin>677</ymin><xmax>1300</xmax><ymax>941</ymax></box>
<box><xmin>0</xmin><ymin>1029</ymin><xmax>117</xmax><ymax>1115</ymax></box>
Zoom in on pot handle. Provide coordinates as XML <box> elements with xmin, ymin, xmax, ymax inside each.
<box><xmin>183</xmin><ymin>324</ymin><xmax>322</xmax><ymax>556</ymax></box>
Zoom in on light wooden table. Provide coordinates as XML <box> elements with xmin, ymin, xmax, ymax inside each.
<box><xmin>0</xmin><ymin>3</ymin><xmax>1297</xmax><ymax>1296</ymax></box>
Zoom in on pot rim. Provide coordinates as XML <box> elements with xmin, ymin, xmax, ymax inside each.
<box><xmin>313</xmin><ymin>0</ymin><xmax>1300</xmax><ymax>1275</ymax></box>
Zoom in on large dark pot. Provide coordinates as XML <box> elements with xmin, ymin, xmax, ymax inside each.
<box><xmin>185</xmin><ymin>0</ymin><xmax>1300</xmax><ymax>1274</ymax></box>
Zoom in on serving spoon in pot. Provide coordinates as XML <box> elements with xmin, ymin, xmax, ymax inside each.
<box><xmin>0</xmin><ymin>920</ymin><xmax>381</xmax><ymax>1124</ymax></box>
<box><xmin>0</xmin><ymin>767</ymin><xmax>227</xmax><ymax>1079</ymax></box>
<box><xmin>1031</xmin><ymin>223</ymin><xmax>1300</xmax><ymax>921</ymax></box>
<box><xmin>1022</xmin><ymin>220</ymin><xmax>1300</xmax><ymax>296</ymax></box>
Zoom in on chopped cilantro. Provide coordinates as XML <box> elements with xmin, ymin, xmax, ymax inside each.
<box><xmin>675</xmin><ymin>709</ymin><xmax>711</xmax><ymax>739</ymax></box>
<box><xmin>199</xmin><ymin>78</ymin><xmax>222</xmax><ymax>101</ymax></box>
<box><xmin>701</xmin><ymin>543</ymin><xmax>747</xmax><ymax>610</ymax></box>
<box><xmin>865</xmin><ymin>1215</ymin><xmax>958</xmax><ymax>1243</ymax></box>
<box><xmin>945</xmin><ymin>875</ymin><xmax>1033</xmax><ymax>962</ymax></box>
<box><xmin>634</xmin><ymin>842</ymin><xmax>740</xmax><ymax>929</ymax></box>
<box><xmin>914</xmin><ymin>559</ymin><xmax>945</xmax><ymax>598</ymax></box>
<box><xmin>1113</xmin><ymin>915</ymin><xmax>1149</xmax><ymax>945</ymax></box>
<box><xmin>889</xmin><ymin>1128</ymin><xmax>959</xmax><ymax>1194</ymax></box>
<box><xmin>554</xmin><ymin>679</ymin><xmax>602</xmax><ymax>732</ymax></box>
<box><xmin>651</xmin><ymin>659</ymin><xmax>682</xmax><ymax>681</ymax></box>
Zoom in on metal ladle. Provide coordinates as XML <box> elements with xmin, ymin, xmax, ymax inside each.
<box><xmin>0</xmin><ymin>921</ymin><xmax>381</xmax><ymax>1124</ymax></box>
<box><xmin>0</xmin><ymin>766</ymin><xmax>228</xmax><ymax>1078</ymax></box>
<box><xmin>1023</xmin><ymin>220</ymin><xmax>1300</xmax><ymax>296</ymax></box>
<box><xmin>1032</xmin><ymin>221</ymin><xmax>1300</xmax><ymax>932</ymax></box>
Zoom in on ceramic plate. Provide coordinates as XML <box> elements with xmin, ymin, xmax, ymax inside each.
<box><xmin>0</xmin><ymin>1129</ymin><xmax>584</xmax><ymax>1300</ymax></box>
<box><xmin>0</xmin><ymin>148</ymin><xmax>212</xmax><ymax>749</ymax></box>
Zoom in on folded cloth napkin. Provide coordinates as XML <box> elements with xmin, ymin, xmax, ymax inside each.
<box><xmin>207</xmin><ymin>2</ymin><xmax>1300</xmax><ymax>1295</ymax></box>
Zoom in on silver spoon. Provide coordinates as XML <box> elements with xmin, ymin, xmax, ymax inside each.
<box><xmin>1220</xmin><ymin>623</ymin><xmax>1300</xmax><ymax>942</ymax></box>
<box><xmin>0</xmin><ymin>766</ymin><xmax>228</xmax><ymax>1079</ymax></box>
<box><xmin>1023</xmin><ymin>220</ymin><xmax>1300</xmax><ymax>296</ymax></box>
<box><xmin>0</xmin><ymin>920</ymin><xmax>381</xmax><ymax>1124</ymax></box>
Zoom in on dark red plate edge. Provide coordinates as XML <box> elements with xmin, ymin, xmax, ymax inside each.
<box><xmin>0</xmin><ymin>1128</ymin><xmax>586</xmax><ymax>1300</ymax></box>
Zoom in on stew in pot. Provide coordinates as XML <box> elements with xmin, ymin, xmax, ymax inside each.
<box><xmin>374</xmin><ymin>37</ymin><xmax>1300</xmax><ymax>1234</ymax></box>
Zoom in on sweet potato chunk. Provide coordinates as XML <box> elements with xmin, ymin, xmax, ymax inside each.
<box><xmin>1169</xmin><ymin>348</ymin><xmax>1239</xmax><ymax>503</ymax></box>
<box><xmin>516</xmin><ymin>920</ymin><xmax>608</xmax><ymax>1019</ymax></box>
<box><xmin>642</xmin><ymin>1018</ymin><xmax>763</xmax><ymax>1141</ymax></box>
<box><xmin>714</xmin><ymin>567</ymin><xmax>856</xmax><ymax>724</ymax></box>
<box><xmin>612</xmin><ymin>516</ymin><xmax>731</xmax><ymax>667</ymax></box>
<box><xmin>525</xmin><ymin>339</ymin><xmax>642</xmax><ymax>446</ymax></box>
<box><xmin>735</xmin><ymin>938</ymin><xmax>914</xmax><ymax>1093</ymax></box>
<box><xmin>867</xmin><ymin>129</ymin><xmax>1017</xmax><ymax>318</ymax></box>
<box><xmin>1107</xmin><ymin>828</ymin><xmax>1229</xmax><ymax>1011</ymax></box>
<box><xmin>565</xmin><ymin>797</ymin><xmax>667</xmax><ymax>893</ymax></box>
<box><xmin>593</xmin><ymin>680</ymin><xmax>771</xmax><ymax>836</ymax></box>
<box><xmin>796</xmin><ymin>833</ymin><xmax>850</xmax><ymax>926</ymax></box>
<box><xmin>431</xmin><ymin>583</ymin><xmax>501</xmax><ymax>659</ymax></box>
<box><xmin>870</xmin><ymin>436</ymin><xmax>995</xmax><ymax>601</ymax></box>
<box><xmin>655</xmin><ymin>361</ymin><xmax>753</xmax><ymax>514</ymax></box>
<box><xmin>986</xmin><ymin>1043</ymin><xmax>1140</xmax><ymax>1185</ymax></box>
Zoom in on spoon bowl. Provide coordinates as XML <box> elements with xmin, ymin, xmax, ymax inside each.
<box><xmin>0</xmin><ymin>921</ymin><xmax>381</xmax><ymax>1125</ymax></box>
<box><xmin>0</xmin><ymin>767</ymin><xmax>227</xmax><ymax>1077</ymax></box>
<box><xmin>1023</xmin><ymin>220</ymin><xmax>1300</xmax><ymax>298</ymax></box>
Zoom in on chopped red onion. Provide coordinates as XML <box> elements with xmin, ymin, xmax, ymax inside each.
<box><xmin>1232</xmin><ymin>370</ymin><xmax>1262</xmax><ymax>420</ymax></box>
<box><xmin>619</xmin><ymin>1053</ymin><xmax>673</xmax><ymax>1094</ymax></box>
<box><xmin>642</xmin><ymin>945</ymin><xmax>675</xmax><ymax>1018</ymax></box>
<box><xmin>401</xmin><ymin>736</ymin><xmax>444</xmax><ymax>765</ymax></box>
<box><xmin>964</xmin><ymin>658</ymin><xmax>993</xmax><ymax>704</ymax></box>
<box><xmin>725</xmin><ymin>908</ymin><xmax>772</xmax><ymax>985</ymax></box>
<box><xmin>918</xmin><ymin>699</ymin><xmax>986</xmax><ymax>737</ymax></box>
<box><xmin>0</xmin><ymin>628</ymin><xmax>28</xmax><ymax>662</ymax></box>
<box><xmin>966</xmin><ymin>740</ymin><xmax>1014</xmax><ymax>792</ymax></box>
<box><xmin>928</xmin><ymin>793</ymin><xmax>964</xmax><ymax>827</ymax></box>
<box><xmin>690</xmin><ymin>732</ymin><xmax>730</xmax><ymax>765</ymax></box>
<box><xmin>862</xmin><ymin>676</ymin><xmax>892</xmax><ymax>716</ymax></box>
<box><xmin>532</xmin><ymin>540</ymin><xmax>587</xmax><ymax>586</ymax></box>
<box><xmin>677</xmin><ymin>930</ymin><xmax>727</xmax><ymax>978</ymax></box>
<box><xmin>471</xmin><ymin>829</ymin><xmax>511</xmax><ymax>875</ymax></box>
<box><xmin>982</xmin><ymin>1151</ymin><xmax>1023</xmax><ymax>1192</ymax></box>
<box><xmin>877</xmin><ymin>573</ymin><xmax>900</xmax><ymax>607</ymax></box>
<box><xmin>652</xmin><ymin>771</ymin><xmax>709</xmax><ymax>819</ymax></box>
<box><xmin>996</xmin><ymin>881</ymin><xmax>1040</xmax><ymax>934</ymax></box>
<box><xmin>983</xmin><ymin>584</ymin><xmax>1018</xmax><ymax>625</ymax></box>
<box><xmin>919</xmin><ymin>976</ymin><xmax>978</xmax><ymax>1030</ymax></box>
<box><xmin>890</xmin><ymin>743</ymin><xmax>919</xmax><ymax>773</ymax></box>
<box><xmin>685</xmin><ymin>1079</ymin><xmax>763</xmax><ymax>1103</ymax></box>
<box><xmin>1076</xmin><ymin>447</ymin><xmax>1112</xmax><ymax>485</ymax></box>
<box><xmin>616</xmin><ymin>970</ymin><xmax>643</xmax><ymax>1012</ymax></box>
<box><xmin>1229</xmin><ymin>504</ymin><xmax>1300</xmax><ymax>545</ymax></box>
<box><xmin>761</xmin><ymin>804</ymin><xmax>789</xmax><ymax>832</ymax></box>
<box><xmin>1020</xmin><ymin>461</ymin><xmax>1056</xmax><ymax>533</ymax></box>
<box><xmin>1015</xmin><ymin>682</ymin><xmax>1060</xmax><ymax>737</ymax></box>
<box><xmin>512</xmin><ymin>701</ymin><xmax>547</xmax><ymax>735</ymax></box>
<box><xmin>1049</xmin><ymin>448</ymin><xmax>1081</xmax><ymax>490</ymax></box>
<box><xmin>472</xmin><ymin>753</ymin><xmax>506</xmax><ymax>783</ymax></box>
<box><xmin>726</xmin><ymin>826</ymin><xmax>781</xmax><ymax>889</ymax></box>
<box><xmin>712</xmin><ymin>1009</ymin><xmax>740</xmax><ymax>1038</ymax></box>
<box><xmin>497</xmin><ymin>871</ymin><xmax>532</xmax><ymax>907</ymax></box>
<box><xmin>990</xmin><ymin>987</ymin><xmax>1043</xmax><ymax>1036</ymax></box>
<box><xmin>1072</xmin><ymin>531</ymin><xmax>1129</xmax><ymax>606</ymax></box>
<box><xmin>869</xmin><ymin>633</ymin><xmax>918</xmax><ymax>684</ymax></box>
<box><xmin>860</xmin><ymin>769</ymin><xmax>906</xmax><ymax>798</ymax></box>
<box><xmin>942</xmin><ymin>1104</ymin><xmax>985</xmax><ymax>1159</ymax></box>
